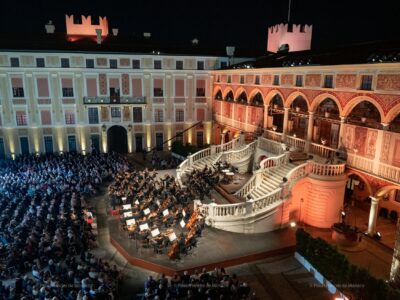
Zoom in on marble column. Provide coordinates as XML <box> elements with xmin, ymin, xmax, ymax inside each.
<box><xmin>367</xmin><ymin>196</ymin><xmax>380</xmax><ymax>235</ymax></box>
<box><xmin>338</xmin><ymin>116</ymin><xmax>346</xmax><ymax>148</ymax></box>
<box><xmin>282</xmin><ymin>107</ymin><xmax>290</xmax><ymax>141</ymax></box>
<box><xmin>305</xmin><ymin>111</ymin><xmax>315</xmax><ymax>152</ymax></box>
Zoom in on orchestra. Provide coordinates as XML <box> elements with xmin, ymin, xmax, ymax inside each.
<box><xmin>108</xmin><ymin>168</ymin><xmax>206</xmax><ymax>260</ymax></box>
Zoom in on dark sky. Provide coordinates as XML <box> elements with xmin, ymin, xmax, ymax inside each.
<box><xmin>0</xmin><ymin>0</ymin><xmax>399</xmax><ymax>51</ymax></box>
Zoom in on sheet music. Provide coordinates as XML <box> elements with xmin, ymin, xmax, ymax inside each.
<box><xmin>168</xmin><ymin>232</ymin><xmax>177</xmax><ymax>242</ymax></box>
<box><xmin>123</xmin><ymin>211</ymin><xmax>133</xmax><ymax>218</ymax></box>
<box><xmin>162</xmin><ymin>209</ymin><xmax>169</xmax><ymax>216</ymax></box>
<box><xmin>143</xmin><ymin>208</ymin><xmax>151</xmax><ymax>215</ymax></box>
<box><xmin>151</xmin><ymin>228</ymin><xmax>160</xmax><ymax>237</ymax></box>
<box><xmin>135</xmin><ymin>200</ymin><xmax>139</xmax><ymax>205</ymax></box>
<box><xmin>180</xmin><ymin>219</ymin><xmax>186</xmax><ymax>228</ymax></box>
<box><xmin>139</xmin><ymin>223</ymin><xmax>149</xmax><ymax>231</ymax></box>
<box><xmin>126</xmin><ymin>218</ymin><xmax>136</xmax><ymax>226</ymax></box>
<box><xmin>122</xmin><ymin>204</ymin><xmax>132</xmax><ymax>210</ymax></box>
<box><xmin>182</xmin><ymin>210</ymin><xmax>186</xmax><ymax>217</ymax></box>
<box><xmin>121</xmin><ymin>197</ymin><xmax>127</xmax><ymax>201</ymax></box>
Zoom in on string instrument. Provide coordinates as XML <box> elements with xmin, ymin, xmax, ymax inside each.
<box><xmin>185</xmin><ymin>227</ymin><xmax>196</xmax><ymax>245</ymax></box>
<box><xmin>186</xmin><ymin>212</ymin><xmax>198</xmax><ymax>229</ymax></box>
<box><xmin>168</xmin><ymin>241</ymin><xmax>179</xmax><ymax>259</ymax></box>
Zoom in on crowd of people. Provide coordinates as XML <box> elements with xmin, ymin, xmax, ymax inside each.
<box><xmin>143</xmin><ymin>267</ymin><xmax>254</xmax><ymax>300</ymax></box>
<box><xmin>150</xmin><ymin>153</ymin><xmax>181</xmax><ymax>170</ymax></box>
<box><xmin>108</xmin><ymin>167</ymin><xmax>209</xmax><ymax>259</ymax></box>
<box><xmin>0</xmin><ymin>152</ymin><xmax>128</xmax><ymax>299</ymax></box>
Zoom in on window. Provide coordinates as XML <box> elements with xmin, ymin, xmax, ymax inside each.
<box><xmin>154</xmin><ymin>109</ymin><xmax>164</xmax><ymax>122</ymax></box>
<box><xmin>360</xmin><ymin>75</ymin><xmax>373</xmax><ymax>90</ymax></box>
<box><xmin>10</xmin><ymin>57</ymin><xmax>19</xmax><ymax>67</ymax></box>
<box><xmin>154</xmin><ymin>60</ymin><xmax>162</xmax><ymax>69</ymax></box>
<box><xmin>88</xmin><ymin>107</ymin><xmax>99</xmax><ymax>124</ymax></box>
<box><xmin>44</xmin><ymin>136</ymin><xmax>53</xmax><ymax>154</ymax></box>
<box><xmin>16</xmin><ymin>111</ymin><xmax>28</xmax><ymax>126</ymax></box>
<box><xmin>68</xmin><ymin>135</ymin><xmax>77</xmax><ymax>152</ymax></box>
<box><xmin>133</xmin><ymin>107</ymin><xmax>143</xmax><ymax>123</ymax></box>
<box><xmin>111</xmin><ymin>107</ymin><xmax>121</xmax><ymax>118</ymax></box>
<box><xmin>86</xmin><ymin>59</ymin><xmax>94</xmax><ymax>68</ymax></box>
<box><xmin>153</xmin><ymin>79</ymin><xmax>163</xmax><ymax>97</ymax></box>
<box><xmin>61</xmin><ymin>78</ymin><xmax>74</xmax><ymax>97</ymax></box>
<box><xmin>176</xmin><ymin>60</ymin><xmax>183</xmax><ymax>70</ymax></box>
<box><xmin>176</xmin><ymin>109</ymin><xmax>184</xmax><ymax>122</ymax></box>
<box><xmin>196</xmin><ymin>79</ymin><xmax>205</xmax><ymax>96</ymax></box>
<box><xmin>132</xmin><ymin>59</ymin><xmax>140</xmax><ymax>69</ymax></box>
<box><xmin>11</xmin><ymin>78</ymin><xmax>24</xmax><ymax>97</ymax></box>
<box><xmin>90</xmin><ymin>135</ymin><xmax>100</xmax><ymax>153</ymax></box>
<box><xmin>240</xmin><ymin>76</ymin><xmax>245</xmax><ymax>84</ymax></box>
<box><xmin>197</xmin><ymin>61</ymin><xmax>204</xmax><ymax>70</ymax></box>
<box><xmin>255</xmin><ymin>75</ymin><xmax>260</xmax><ymax>85</ymax></box>
<box><xmin>36</xmin><ymin>58</ymin><xmax>45</xmax><ymax>68</ymax></box>
<box><xmin>273</xmin><ymin>75</ymin><xmax>280</xmax><ymax>85</ymax></box>
<box><xmin>227</xmin><ymin>76</ymin><xmax>232</xmax><ymax>83</ymax></box>
<box><xmin>61</xmin><ymin>58</ymin><xmax>70</xmax><ymax>68</ymax></box>
<box><xmin>64</xmin><ymin>110</ymin><xmax>76</xmax><ymax>124</ymax></box>
<box><xmin>324</xmin><ymin>75</ymin><xmax>334</xmax><ymax>88</ymax></box>
<box><xmin>12</xmin><ymin>87</ymin><xmax>24</xmax><ymax>97</ymax></box>
<box><xmin>110</xmin><ymin>59</ymin><xmax>118</xmax><ymax>69</ymax></box>
<box><xmin>296</xmin><ymin>75</ymin><xmax>303</xmax><ymax>87</ymax></box>
<box><xmin>40</xmin><ymin>110</ymin><xmax>52</xmax><ymax>125</ymax></box>
<box><xmin>220</xmin><ymin>61</ymin><xmax>227</xmax><ymax>68</ymax></box>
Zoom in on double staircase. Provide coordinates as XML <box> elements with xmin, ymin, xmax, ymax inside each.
<box><xmin>249</xmin><ymin>163</ymin><xmax>296</xmax><ymax>200</ymax></box>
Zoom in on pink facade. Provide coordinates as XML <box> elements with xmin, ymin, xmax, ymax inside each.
<box><xmin>267</xmin><ymin>23</ymin><xmax>312</xmax><ymax>53</ymax></box>
<box><xmin>37</xmin><ymin>78</ymin><xmax>49</xmax><ymax>98</ymax></box>
<box><xmin>132</xmin><ymin>78</ymin><xmax>142</xmax><ymax>97</ymax></box>
<box><xmin>175</xmin><ymin>79</ymin><xmax>184</xmax><ymax>97</ymax></box>
<box><xmin>86</xmin><ymin>78</ymin><xmax>97</xmax><ymax>97</ymax></box>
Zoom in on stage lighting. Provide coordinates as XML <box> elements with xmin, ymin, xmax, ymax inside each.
<box><xmin>290</xmin><ymin>221</ymin><xmax>296</xmax><ymax>227</ymax></box>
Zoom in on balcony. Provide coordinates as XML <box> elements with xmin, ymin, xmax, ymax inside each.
<box><xmin>83</xmin><ymin>96</ymin><xmax>146</xmax><ymax>105</ymax></box>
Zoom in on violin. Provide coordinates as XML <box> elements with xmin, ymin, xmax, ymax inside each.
<box><xmin>168</xmin><ymin>241</ymin><xmax>179</xmax><ymax>259</ymax></box>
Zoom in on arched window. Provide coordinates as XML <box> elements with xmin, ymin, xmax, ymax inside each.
<box><xmin>224</xmin><ymin>90</ymin><xmax>234</xmax><ymax>101</ymax></box>
<box><xmin>271</xmin><ymin>94</ymin><xmax>283</xmax><ymax>109</ymax></box>
<box><xmin>290</xmin><ymin>96</ymin><xmax>308</xmax><ymax>113</ymax></box>
<box><xmin>251</xmin><ymin>92</ymin><xmax>264</xmax><ymax>106</ymax></box>
<box><xmin>237</xmin><ymin>91</ymin><xmax>247</xmax><ymax>104</ymax></box>
<box><xmin>316</xmin><ymin>98</ymin><xmax>340</xmax><ymax>119</ymax></box>
<box><xmin>347</xmin><ymin>101</ymin><xmax>381</xmax><ymax>128</ymax></box>
<box><xmin>214</xmin><ymin>90</ymin><xmax>222</xmax><ymax>100</ymax></box>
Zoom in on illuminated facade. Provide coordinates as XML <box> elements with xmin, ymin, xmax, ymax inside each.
<box><xmin>0</xmin><ymin>51</ymin><xmax>232</xmax><ymax>157</ymax></box>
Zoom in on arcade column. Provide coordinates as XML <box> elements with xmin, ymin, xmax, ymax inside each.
<box><xmin>305</xmin><ymin>111</ymin><xmax>315</xmax><ymax>152</ymax></box>
<box><xmin>367</xmin><ymin>196</ymin><xmax>380</xmax><ymax>235</ymax></box>
<box><xmin>282</xmin><ymin>107</ymin><xmax>290</xmax><ymax>141</ymax></box>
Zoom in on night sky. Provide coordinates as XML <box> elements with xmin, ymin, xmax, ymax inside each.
<box><xmin>0</xmin><ymin>0</ymin><xmax>399</xmax><ymax>51</ymax></box>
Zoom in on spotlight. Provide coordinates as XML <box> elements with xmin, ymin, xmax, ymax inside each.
<box><xmin>341</xmin><ymin>211</ymin><xmax>346</xmax><ymax>217</ymax></box>
<box><xmin>290</xmin><ymin>221</ymin><xmax>296</xmax><ymax>228</ymax></box>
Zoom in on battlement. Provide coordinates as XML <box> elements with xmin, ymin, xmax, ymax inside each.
<box><xmin>65</xmin><ymin>15</ymin><xmax>109</xmax><ymax>36</ymax></box>
<box><xmin>267</xmin><ymin>23</ymin><xmax>312</xmax><ymax>53</ymax></box>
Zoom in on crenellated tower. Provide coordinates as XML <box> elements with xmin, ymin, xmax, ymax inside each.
<box><xmin>65</xmin><ymin>15</ymin><xmax>109</xmax><ymax>37</ymax></box>
<box><xmin>267</xmin><ymin>23</ymin><xmax>312</xmax><ymax>53</ymax></box>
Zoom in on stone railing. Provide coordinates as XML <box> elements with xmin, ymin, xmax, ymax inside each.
<box><xmin>176</xmin><ymin>136</ymin><xmax>242</xmax><ymax>186</ymax></box>
<box><xmin>308</xmin><ymin>160</ymin><xmax>346</xmax><ymax>177</ymax></box>
<box><xmin>286</xmin><ymin>162</ymin><xmax>309</xmax><ymax>190</ymax></box>
<box><xmin>206</xmin><ymin>202</ymin><xmax>247</xmax><ymax>218</ymax></box>
<box><xmin>378</xmin><ymin>163</ymin><xmax>400</xmax><ymax>183</ymax></box>
<box><xmin>260</xmin><ymin>152</ymin><xmax>289</xmax><ymax>169</ymax></box>
<box><xmin>250</xmin><ymin>189</ymin><xmax>282</xmax><ymax>213</ymax></box>
<box><xmin>285</xmin><ymin>136</ymin><xmax>306</xmax><ymax>151</ymax></box>
<box><xmin>220</xmin><ymin>140</ymin><xmax>257</xmax><ymax>164</ymax></box>
<box><xmin>346</xmin><ymin>153</ymin><xmax>374</xmax><ymax>173</ymax></box>
<box><xmin>258</xmin><ymin>137</ymin><xmax>284</xmax><ymax>155</ymax></box>
<box><xmin>234</xmin><ymin>170</ymin><xmax>261</xmax><ymax>198</ymax></box>
<box><xmin>309</xmin><ymin>143</ymin><xmax>336</xmax><ymax>158</ymax></box>
<box><xmin>264</xmin><ymin>129</ymin><xmax>283</xmax><ymax>142</ymax></box>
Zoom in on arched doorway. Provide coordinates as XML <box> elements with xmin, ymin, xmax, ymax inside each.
<box><xmin>107</xmin><ymin>126</ymin><xmax>128</xmax><ymax>153</ymax></box>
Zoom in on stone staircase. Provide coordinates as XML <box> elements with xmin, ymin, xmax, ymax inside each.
<box><xmin>249</xmin><ymin>163</ymin><xmax>297</xmax><ymax>200</ymax></box>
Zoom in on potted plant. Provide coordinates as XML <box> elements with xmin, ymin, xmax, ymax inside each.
<box><xmin>295</xmin><ymin>106</ymin><xmax>301</xmax><ymax>112</ymax></box>
<box><xmin>361</xmin><ymin>113</ymin><xmax>367</xmax><ymax>123</ymax></box>
<box><xmin>273</xmin><ymin>103</ymin><xmax>278</xmax><ymax>109</ymax></box>
<box><xmin>324</xmin><ymin>109</ymin><xmax>330</xmax><ymax>118</ymax></box>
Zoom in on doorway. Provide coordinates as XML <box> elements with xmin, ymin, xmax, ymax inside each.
<box><xmin>107</xmin><ymin>126</ymin><xmax>128</xmax><ymax>153</ymax></box>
